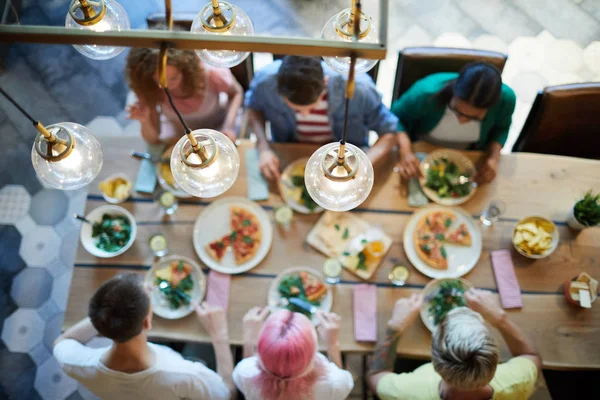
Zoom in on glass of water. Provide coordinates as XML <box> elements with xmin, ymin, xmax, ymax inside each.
<box><xmin>155</xmin><ymin>190</ymin><xmax>178</xmax><ymax>215</ymax></box>
<box><xmin>149</xmin><ymin>233</ymin><xmax>168</xmax><ymax>257</ymax></box>
<box><xmin>480</xmin><ymin>200</ymin><xmax>506</xmax><ymax>226</ymax></box>
<box><xmin>323</xmin><ymin>258</ymin><xmax>342</xmax><ymax>284</ymax></box>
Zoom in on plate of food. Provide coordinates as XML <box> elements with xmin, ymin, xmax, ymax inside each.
<box><xmin>403</xmin><ymin>206</ymin><xmax>482</xmax><ymax>279</ymax></box>
<box><xmin>157</xmin><ymin>145</ymin><xmax>191</xmax><ymax>198</ymax></box>
<box><xmin>193</xmin><ymin>197</ymin><xmax>273</xmax><ymax>274</ymax></box>
<box><xmin>512</xmin><ymin>216</ymin><xmax>559</xmax><ymax>259</ymax></box>
<box><xmin>98</xmin><ymin>173</ymin><xmax>132</xmax><ymax>204</ymax></box>
<box><xmin>80</xmin><ymin>205</ymin><xmax>137</xmax><ymax>258</ymax></box>
<box><xmin>306</xmin><ymin>211</ymin><xmax>371</xmax><ymax>258</ymax></box>
<box><xmin>420</xmin><ymin>278</ymin><xmax>474</xmax><ymax>332</ymax></box>
<box><xmin>145</xmin><ymin>256</ymin><xmax>206</xmax><ymax>319</ymax></box>
<box><xmin>420</xmin><ymin>150</ymin><xmax>477</xmax><ymax>206</ymax></box>
<box><xmin>268</xmin><ymin>267</ymin><xmax>332</xmax><ymax>323</ymax></box>
<box><xmin>278</xmin><ymin>158</ymin><xmax>323</xmax><ymax>214</ymax></box>
<box><xmin>340</xmin><ymin>227</ymin><xmax>393</xmax><ymax>280</ymax></box>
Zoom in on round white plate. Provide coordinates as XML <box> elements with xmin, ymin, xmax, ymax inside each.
<box><xmin>80</xmin><ymin>205</ymin><xmax>137</xmax><ymax>258</ymax></box>
<box><xmin>403</xmin><ymin>206</ymin><xmax>482</xmax><ymax>279</ymax></box>
<box><xmin>278</xmin><ymin>158</ymin><xmax>324</xmax><ymax>214</ymax></box>
<box><xmin>193</xmin><ymin>197</ymin><xmax>273</xmax><ymax>274</ymax></box>
<box><xmin>420</xmin><ymin>278</ymin><xmax>474</xmax><ymax>332</ymax></box>
<box><xmin>145</xmin><ymin>255</ymin><xmax>206</xmax><ymax>319</ymax></box>
<box><xmin>419</xmin><ymin>150</ymin><xmax>477</xmax><ymax>206</ymax></box>
<box><xmin>268</xmin><ymin>267</ymin><xmax>332</xmax><ymax>324</ymax></box>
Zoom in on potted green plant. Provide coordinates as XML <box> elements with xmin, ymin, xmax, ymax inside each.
<box><xmin>568</xmin><ymin>191</ymin><xmax>600</xmax><ymax>230</ymax></box>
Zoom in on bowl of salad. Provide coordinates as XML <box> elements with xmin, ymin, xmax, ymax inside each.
<box><xmin>278</xmin><ymin>158</ymin><xmax>323</xmax><ymax>214</ymax></box>
<box><xmin>145</xmin><ymin>255</ymin><xmax>206</xmax><ymax>319</ymax></box>
<box><xmin>80</xmin><ymin>205</ymin><xmax>137</xmax><ymax>258</ymax></box>
<box><xmin>419</xmin><ymin>150</ymin><xmax>477</xmax><ymax>206</ymax></box>
<box><xmin>420</xmin><ymin>278</ymin><xmax>474</xmax><ymax>332</ymax></box>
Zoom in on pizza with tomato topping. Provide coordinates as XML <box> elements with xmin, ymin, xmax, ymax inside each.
<box><xmin>446</xmin><ymin>223</ymin><xmax>472</xmax><ymax>246</ymax></box>
<box><xmin>205</xmin><ymin>207</ymin><xmax>262</xmax><ymax>265</ymax></box>
<box><xmin>413</xmin><ymin>210</ymin><xmax>466</xmax><ymax>270</ymax></box>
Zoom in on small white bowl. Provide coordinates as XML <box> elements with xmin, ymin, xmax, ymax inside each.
<box><xmin>512</xmin><ymin>216</ymin><xmax>559</xmax><ymax>259</ymax></box>
<box><xmin>99</xmin><ymin>173</ymin><xmax>132</xmax><ymax>204</ymax></box>
<box><xmin>80</xmin><ymin>205</ymin><xmax>137</xmax><ymax>258</ymax></box>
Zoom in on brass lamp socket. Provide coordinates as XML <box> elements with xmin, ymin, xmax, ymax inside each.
<box><xmin>334</xmin><ymin>7</ymin><xmax>372</xmax><ymax>40</ymax></box>
<box><xmin>68</xmin><ymin>0</ymin><xmax>107</xmax><ymax>26</ymax></box>
<box><xmin>180</xmin><ymin>133</ymin><xmax>219</xmax><ymax>169</ymax></box>
<box><xmin>321</xmin><ymin>143</ymin><xmax>358</xmax><ymax>182</ymax></box>
<box><xmin>34</xmin><ymin>123</ymin><xmax>75</xmax><ymax>162</ymax></box>
<box><xmin>200</xmin><ymin>1</ymin><xmax>236</xmax><ymax>32</ymax></box>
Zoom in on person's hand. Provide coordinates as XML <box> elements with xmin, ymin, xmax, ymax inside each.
<box><xmin>242</xmin><ymin>306</ymin><xmax>269</xmax><ymax>346</ymax></box>
<box><xmin>127</xmin><ymin>102</ymin><xmax>151</xmax><ymax>123</ymax></box>
<box><xmin>259</xmin><ymin>149</ymin><xmax>280</xmax><ymax>181</ymax></box>
<box><xmin>316</xmin><ymin>311</ymin><xmax>341</xmax><ymax>347</ymax></box>
<box><xmin>395</xmin><ymin>150</ymin><xmax>422</xmax><ymax>180</ymax></box>
<box><xmin>475</xmin><ymin>156</ymin><xmax>499</xmax><ymax>184</ymax></box>
<box><xmin>195</xmin><ymin>302</ymin><xmax>228</xmax><ymax>340</ymax></box>
<box><xmin>464</xmin><ymin>289</ymin><xmax>506</xmax><ymax>327</ymax></box>
<box><xmin>387</xmin><ymin>293</ymin><xmax>423</xmax><ymax>332</ymax></box>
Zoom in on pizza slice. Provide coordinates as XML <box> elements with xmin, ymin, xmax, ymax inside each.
<box><xmin>427</xmin><ymin>211</ymin><xmax>456</xmax><ymax>236</ymax></box>
<box><xmin>205</xmin><ymin>235</ymin><xmax>231</xmax><ymax>262</ymax></box>
<box><xmin>231</xmin><ymin>231</ymin><xmax>260</xmax><ymax>264</ymax></box>
<box><xmin>231</xmin><ymin>207</ymin><xmax>261</xmax><ymax>239</ymax></box>
<box><xmin>415</xmin><ymin>240</ymin><xmax>449</xmax><ymax>270</ymax></box>
<box><xmin>447</xmin><ymin>223</ymin><xmax>472</xmax><ymax>246</ymax></box>
<box><xmin>299</xmin><ymin>271</ymin><xmax>327</xmax><ymax>302</ymax></box>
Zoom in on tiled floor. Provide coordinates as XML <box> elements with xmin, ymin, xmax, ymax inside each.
<box><xmin>0</xmin><ymin>0</ymin><xmax>598</xmax><ymax>399</ymax></box>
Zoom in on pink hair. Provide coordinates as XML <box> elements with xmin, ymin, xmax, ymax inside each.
<box><xmin>254</xmin><ymin>310</ymin><xmax>325</xmax><ymax>400</ymax></box>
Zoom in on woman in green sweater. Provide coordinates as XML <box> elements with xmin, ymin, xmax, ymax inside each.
<box><xmin>391</xmin><ymin>63</ymin><xmax>516</xmax><ymax>184</ymax></box>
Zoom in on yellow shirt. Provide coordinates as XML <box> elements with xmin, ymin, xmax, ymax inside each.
<box><xmin>377</xmin><ymin>357</ymin><xmax>538</xmax><ymax>400</ymax></box>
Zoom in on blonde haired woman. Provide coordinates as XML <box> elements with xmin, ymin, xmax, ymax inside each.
<box><xmin>368</xmin><ymin>290</ymin><xmax>541</xmax><ymax>399</ymax></box>
<box><xmin>125</xmin><ymin>47</ymin><xmax>242</xmax><ymax>144</ymax></box>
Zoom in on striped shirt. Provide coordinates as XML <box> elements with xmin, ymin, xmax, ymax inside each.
<box><xmin>295</xmin><ymin>93</ymin><xmax>334</xmax><ymax>143</ymax></box>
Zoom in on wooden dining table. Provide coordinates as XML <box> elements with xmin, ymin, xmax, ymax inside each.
<box><xmin>63</xmin><ymin>136</ymin><xmax>600</xmax><ymax>370</ymax></box>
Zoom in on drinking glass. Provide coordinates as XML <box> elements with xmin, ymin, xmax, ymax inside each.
<box><xmin>149</xmin><ymin>233</ymin><xmax>168</xmax><ymax>257</ymax></box>
<box><xmin>323</xmin><ymin>258</ymin><xmax>342</xmax><ymax>284</ymax></box>
<box><xmin>389</xmin><ymin>265</ymin><xmax>409</xmax><ymax>287</ymax></box>
<box><xmin>155</xmin><ymin>190</ymin><xmax>178</xmax><ymax>215</ymax></box>
<box><xmin>480</xmin><ymin>200</ymin><xmax>506</xmax><ymax>226</ymax></box>
<box><xmin>274</xmin><ymin>205</ymin><xmax>293</xmax><ymax>232</ymax></box>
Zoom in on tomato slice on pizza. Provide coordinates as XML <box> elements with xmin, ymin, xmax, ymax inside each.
<box><xmin>446</xmin><ymin>223</ymin><xmax>472</xmax><ymax>246</ymax></box>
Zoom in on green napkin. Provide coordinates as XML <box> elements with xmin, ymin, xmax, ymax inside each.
<box><xmin>245</xmin><ymin>148</ymin><xmax>269</xmax><ymax>201</ymax></box>
<box><xmin>408</xmin><ymin>152</ymin><xmax>429</xmax><ymax>207</ymax></box>
<box><xmin>134</xmin><ymin>144</ymin><xmax>165</xmax><ymax>194</ymax></box>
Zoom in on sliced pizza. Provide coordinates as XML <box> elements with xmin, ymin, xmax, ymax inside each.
<box><xmin>447</xmin><ymin>223</ymin><xmax>472</xmax><ymax>246</ymax></box>
<box><xmin>231</xmin><ymin>232</ymin><xmax>260</xmax><ymax>264</ymax></box>
<box><xmin>415</xmin><ymin>240</ymin><xmax>448</xmax><ymax>270</ymax></box>
<box><xmin>299</xmin><ymin>271</ymin><xmax>328</xmax><ymax>302</ymax></box>
<box><xmin>205</xmin><ymin>235</ymin><xmax>231</xmax><ymax>262</ymax></box>
<box><xmin>230</xmin><ymin>207</ymin><xmax>261</xmax><ymax>239</ymax></box>
<box><xmin>426</xmin><ymin>210</ymin><xmax>456</xmax><ymax>237</ymax></box>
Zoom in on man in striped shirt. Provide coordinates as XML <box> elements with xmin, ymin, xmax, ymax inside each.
<box><xmin>245</xmin><ymin>56</ymin><xmax>400</xmax><ymax>180</ymax></box>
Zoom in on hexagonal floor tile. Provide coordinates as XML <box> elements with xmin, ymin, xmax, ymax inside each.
<box><xmin>28</xmin><ymin>342</ymin><xmax>52</xmax><ymax>367</ymax></box>
<box><xmin>37</xmin><ymin>298</ymin><xmax>62</xmax><ymax>322</ymax></box>
<box><xmin>34</xmin><ymin>357</ymin><xmax>78</xmax><ymax>400</ymax></box>
<box><xmin>29</xmin><ymin>189</ymin><xmax>69</xmax><ymax>226</ymax></box>
<box><xmin>1</xmin><ymin>309</ymin><xmax>45</xmax><ymax>353</ymax></box>
<box><xmin>41</xmin><ymin>257</ymin><xmax>70</xmax><ymax>278</ymax></box>
<box><xmin>15</xmin><ymin>214</ymin><xmax>36</xmax><ymax>236</ymax></box>
<box><xmin>51</xmin><ymin>270</ymin><xmax>73</xmax><ymax>311</ymax></box>
<box><xmin>10</xmin><ymin>267</ymin><xmax>53</xmax><ymax>308</ymax></box>
<box><xmin>0</xmin><ymin>348</ymin><xmax>39</xmax><ymax>400</ymax></box>
<box><xmin>19</xmin><ymin>226</ymin><xmax>61</xmax><ymax>266</ymax></box>
<box><xmin>43</xmin><ymin>313</ymin><xmax>65</xmax><ymax>350</ymax></box>
<box><xmin>60</xmin><ymin>228</ymin><xmax>81</xmax><ymax>267</ymax></box>
<box><xmin>0</xmin><ymin>225</ymin><xmax>26</xmax><ymax>276</ymax></box>
<box><xmin>583</xmin><ymin>41</ymin><xmax>600</xmax><ymax>74</ymax></box>
<box><xmin>0</xmin><ymin>185</ymin><xmax>31</xmax><ymax>224</ymax></box>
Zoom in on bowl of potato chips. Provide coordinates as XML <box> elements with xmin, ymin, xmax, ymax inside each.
<box><xmin>512</xmin><ymin>216</ymin><xmax>559</xmax><ymax>259</ymax></box>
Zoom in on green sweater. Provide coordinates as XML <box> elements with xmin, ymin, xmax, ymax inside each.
<box><xmin>390</xmin><ymin>73</ymin><xmax>517</xmax><ymax>149</ymax></box>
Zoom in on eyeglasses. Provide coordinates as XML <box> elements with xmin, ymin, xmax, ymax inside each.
<box><xmin>448</xmin><ymin>102</ymin><xmax>484</xmax><ymax>122</ymax></box>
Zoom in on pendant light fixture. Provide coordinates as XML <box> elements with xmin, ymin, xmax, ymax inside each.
<box><xmin>190</xmin><ymin>0</ymin><xmax>254</xmax><ymax>68</ymax></box>
<box><xmin>305</xmin><ymin>5</ymin><xmax>374</xmax><ymax>212</ymax></box>
<box><xmin>0</xmin><ymin>87</ymin><xmax>103</xmax><ymax>190</ymax></box>
<box><xmin>65</xmin><ymin>0</ymin><xmax>130</xmax><ymax>60</ymax></box>
<box><xmin>160</xmin><ymin>1</ymin><xmax>240</xmax><ymax>198</ymax></box>
<box><xmin>321</xmin><ymin>0</ymin><xmax>378</xmax><ymax>75</ymax></box>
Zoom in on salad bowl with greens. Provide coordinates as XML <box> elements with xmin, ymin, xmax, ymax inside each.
<box><xmin>80</xmin><ymin>205</ymin><xmax>137</xmax><ymax>258</ymax></box>
<box><xmin>420</xmin><ymin>278</ymin><xmax>474</xmax><ymax>332</ymax></box>
<box><xmin>419</xmin><ymin>150</ymin><xmax>477</xmax><ymax>206</ymax></box>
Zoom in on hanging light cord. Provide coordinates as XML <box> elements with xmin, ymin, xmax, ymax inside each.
<box><xmin>0</xmin><ymin>86</ymin><xmax>37</xmax><ymax>126</ymax></box>
<box><xmin>164</xmin><ymin>87</ymin><xmax>191</xmax><ymax>134</ymax></box>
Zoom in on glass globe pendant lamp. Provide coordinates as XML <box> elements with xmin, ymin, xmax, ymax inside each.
<box><xmin>191</xmin><ymin>0</ymin><xmax>254</xmax><ymax>68</ymax></box>
<box><xmin>31</xmin><ymin>122</ymin><xmax>103</xmax><ymax>190</ymax></box>
<box><xmin>321</xmin><ymin>0</ymin><xmax>378</xmax><ymax>75</ymax></box>
<box><xmin>65</xmin><ymin>0</ymin><xmax>130</xmax><ymax>60</ymax></box>
<box><xmin>170</xmin><ymin>129</ymin><xmax>240</xmax><ymax>198</ymax></box>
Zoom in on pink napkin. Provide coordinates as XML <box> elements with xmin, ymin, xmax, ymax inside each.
<box><xmin>353</xmin><ymin>284</ymin><xmax>377</xmax><ymax>342</ymax></box>
<box><xmin>206</xmin><ymin>271</ymin><xmax>231</xmax><ymax>311</ymax></box>
<box><xmin>491</xmin><ymin>250</ymin><xmax>523</xmax><ymax>309</ymax></box>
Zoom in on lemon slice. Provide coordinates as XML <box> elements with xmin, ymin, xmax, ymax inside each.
<box><xmin>160</xmin><ymin>191</ymin><xmax>175</xmax><ymax>208</ymax></box>
<box><xmin>275</xmin><ymin>206</ymin><xmax>293</xmax><ymax>224</ymax></box>
<box><xmin>323</xmin><ymin>258</ymin><xmax>342</xmax><ymax>278</ymax></box>
<box><xmin>342</xmin><ymin>255</ymin><xmax>360</xmax><ymax>270</ymax></box>
<box><xmin>389</xmin><ymin>265</ymin><xmax>409</xmax><ymax>284</ymax></box>
<box><xmin>149</xmin><ymin>234</ymin><xmax>167</xmax><ymax>252</ymax></box>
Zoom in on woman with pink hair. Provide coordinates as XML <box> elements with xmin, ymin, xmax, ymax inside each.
<box><xmin>233</xmin><ymin>308</ymin><xmax>353</xmax><ymax>400</ymax></box>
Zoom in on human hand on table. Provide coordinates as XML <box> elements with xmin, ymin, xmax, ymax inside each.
<box><xmin>387</xmin><ymin>293</ymin><xmax>423</xmax><ymax>333</ymax></box>
<box><xmin>316</xmin><ymin>311</ymin><xmax>341</xmax><ymax>347</ymax></box>
<box><xmin>195</xmin><ymin>302</ymin><xmax>229</xmax><ymax>340</ymax></box>
<box><xmin>465</xmin><ymin>289</ymin><xmax>506</xmax><ymax>328</ymax></box>
<box><xmin>475</xmin><ymin>156</ymin><xmax>499</xmax><ymax>184</ymax></box>
<box><xmin>259</xmin><ymin>149</ymin><xmax>280</xmax><ymax>181</ymax></box>
<box><xmin>242</xmin><ymin>306</ymin><xmax>269</xmax><ymax>346</ymax></box>
<box><xmin>395</xmin><ymin>150</ymin><xmax>422</xmax><ymax>180</ymax></box>
<box><xmin>127</xmin><ymin>102</ymin><xmax>151</xmax><ymax>123</ymax></box>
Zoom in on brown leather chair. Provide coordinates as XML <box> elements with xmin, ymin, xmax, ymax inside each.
<box><xmin>145</xmin><ymin>13</ymin><xmax>254</xmax><ymax>91</ymax></box>
<box><xmin>272</xmin><ymin>54</ymin><xmax>380</xmax><ymax>83</ymax></box>
<box><xmin>513</xmin><ymin>83</ymin><xmax>600</xmax><ymax>159</ymax></box>
<box><xmin>392</xmin><ymin>47</ymin><xmax>508</xmax><ymax>102</ymax></box>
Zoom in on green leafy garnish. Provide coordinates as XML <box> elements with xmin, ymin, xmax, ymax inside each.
<box><xmin>278</xmin><ymin>274</ymin><xmax>321</xmax><ymax>318</ymax></box>
<box><xmin>217</xmin><ymin>241</ymin><xmax>224</xmax><ymax>248</ymax></box>
<box><xmin>445</xmin><ymin>218</ymin><xmax>453</xmax><ymax>227</ymax></box>
<box><xmin>91</xmin><ymin>214</ymin><xmax>132</xmax><ymax>253</ymax></box>
<box><xmin>342</xmin><ymin>227</ymin><xmax>349</xmax><ymax>239</ymax></box>
<box><xmin>428</xmin><ymin>280</ymin><xmax>467</xmax><ymax>325</ymax></box>
<box><xmin>574</xmin><ymin>191</ymin><xmax>600</xmax><ymax>227</ymax></box>
<box><xmin>177</xmin><ymin>260</ymin><xmax>184</xmax><ymax>272</ymax></box>
<box><xmin>242</xmin><ymin>236</ymin><xmax>253</xmax><ymax>244</ymax></box>
<box><xmin>440</xmin><ymin>246</ymin><xmax>447</xmax><ymax>259</ymax></box>
<box><xmin>334</xmin><ymin>224</ymin><xmax>340</xmax><ymax>231</ymax></box>
<box><xmin>357</xmin><ymin>251</ymin><xmax>368</xmax><ymax>270</ymax></box>
<box><xmin>435</xmin><ymin>233</ymin><xmax>445</xmax><ymax>241</ymax></box>
<box><xmin>343</xmin><ymin>251</ymin><xmax>350</xmax><ymax>256</ymax></box>
<box><xmin>229</xmin><ymin>231</ymin><xmax>237</xmax><ymax>241</ymax></box>
<box><xmin>361</xmin><ymin>239</ymin><xmax>368</xmax><ymax>245</ymax></box>
<box><xmin>242</xmin><ymin>219</ymin><xmax>251</xmax><ymax>226</ymax></box>
<box><xmin>155</xmin><ymin>275</ymin><xmax>194</xmax><ymax>310</ymax></box>
<box><xmin>420</xmin><ymin>244</ymin><xmax>431</xmax><ymax>253</ymax></box>
<box><xmin>290</xmin><ymin>175</ymin><xmax>319</xmax><ymax>211</ymax></box>
<box><xmin>425</xmin><ymin>158</ymin><xmax>472</xmax><ymax>199</ymax></box>
<box><xmin>423</xmin><ymin>234</ymin><xmax>430</xmax><ymax>240</ymax></box>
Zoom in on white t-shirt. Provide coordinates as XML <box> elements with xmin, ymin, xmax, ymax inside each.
<box><xmin>53</xmin><ymin>339</ymin><xmax>230</xmax><ymax>400</ymax></box>
<box><xmin>232</xmin><ymin>353</ymin><xmax>354</xmax><ymax>400</ymax></box>
<box><xmin>424</xmin><ymin>108</ymin><xmax>481</xmax><ymax>149</ymax></box>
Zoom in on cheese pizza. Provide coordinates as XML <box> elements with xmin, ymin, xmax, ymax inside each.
<box><xmin>206</xmin><ymin>207</ymin><xmax>262</xmax><ymax>265</ymax></box>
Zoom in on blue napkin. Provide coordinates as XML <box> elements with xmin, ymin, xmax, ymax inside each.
<box><xmin>245</xmin><ymin>148</ymin><xmax>269</xmax><ymax>201</ymax></box>
<box><xmin>134</xmin><ymin>144</ymin><xmax>165</xmax><ymax>194</ymax></box>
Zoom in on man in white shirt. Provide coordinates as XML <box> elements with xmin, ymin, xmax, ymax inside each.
<box><xmin>53</xmin><ymin>273</ymin><xmax>235</xmax><ymax>400</ymax></box>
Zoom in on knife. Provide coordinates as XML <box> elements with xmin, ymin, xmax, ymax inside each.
<box><xmin>131</xmin><ymin>150</ymin><xmax>170</xmax><ymax>165</ymax></box>
<box><xmin>287</xmin><ymin>297</ymin><xmax>317</xmax><ymax>314</ymax></box>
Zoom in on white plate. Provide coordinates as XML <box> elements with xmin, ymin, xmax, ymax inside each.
<box><xmin>419</xmin><ymin>150</ymin><xmax>477</xmax><ymax>206</ymax></box>
<box><xmin>278</xmin><ymin>158</ymin><xmax>324</xmax><ymax>214</ymax></box>
<box><xmin>268</xmin><ymin>267</ymin><xmax>332</xmax><ymax>324</ymax></box>
<box><xmin>80</xmin><ymin>205</ymin><xmax>137</xmax><ymax>258</ymax></box>
<box><xmin>403</xmin><ymin>206</ymin><xmax>482</xmax><ymax>279</ymax></box>
<box><xmin>193</xmin><ymin>197</ymin><xmax>273</xmax><ymax>274</ymax></box>
<box><xmin>420</xmin><ymin>278</ymin><xmax>474</xmax><ymax>332</ymax></box>
<box><xmin>145</xmin><ymin>255</ymin><xmax>206</xmax><ymax>319</ymax></box>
